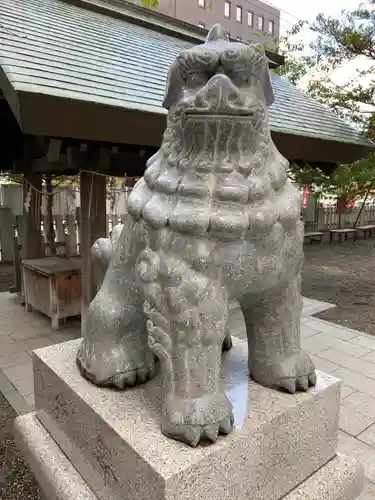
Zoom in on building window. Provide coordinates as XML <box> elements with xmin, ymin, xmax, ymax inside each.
<box><xmin>236</xmin><ymin>6</ymin><xmax>242</xmax><ymax>22</ymax></box>
<box><xmin>258</xmin><ymin>16</ymin><xmax>264</xmax><ymax>31</ymax></box>
<box><xmin>198</xmin><ymin>22</ymin><xmax>206</xmax><ymax>28</ymax></box>
<box><xmin>247</xmin><ymin>11</ymin><xmax>254</xmax><ymax>27</ymax></box>
<box><xmin>198</xmin><ymin>0</ymin><xmax>205</xmax><ymax>7</ymax></box>
<box><xmin>268</xmin><ymin>20</ymin><xmax>274</xmax><ymax>34</ymax></box>
<box><xmin>224</xmin><ymin>1</ymin><xmax>231</xmax><ymax>18</ymax></box>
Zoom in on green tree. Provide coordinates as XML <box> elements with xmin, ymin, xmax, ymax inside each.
<box><xmin>272</xmin><ymin>21</ymin><xmax>316</xmax><ymax>85</ymax></box>
<box><xmin>139</xmin><ymin>0</ymin><xmax>159</xmax><ymax>8</ymax></box>
<box><xmin>277</xmin><ymin>2</ymin><xmax>375</xmax><ymax>126</ymax></box>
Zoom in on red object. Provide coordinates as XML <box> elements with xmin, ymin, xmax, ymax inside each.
<box><xmin>302</xmin><ymin>185</ymin><xmax>309</xmax><ymax>208</ymax></box>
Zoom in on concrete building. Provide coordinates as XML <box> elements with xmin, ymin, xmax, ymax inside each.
<box><xmin>136</xmin><ymin>0</ymin><xmax>281</xmax><ymax>48</ymax></box>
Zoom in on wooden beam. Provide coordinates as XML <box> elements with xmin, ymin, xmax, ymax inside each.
<box><xmin>47</xmin><ymin>138</ymin><xmax>62</xmax><ymax>162</ymax></box>
<box><xmin>80</xmin><ymin>171</ymin><xmax>106</xmax><ymax>332</ymax></box>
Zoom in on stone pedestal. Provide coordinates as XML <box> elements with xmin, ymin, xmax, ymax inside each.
<box><xmin>14</xmin><ymin>338</ymin><xmax>363</xmax><ymax>500</ymax></box>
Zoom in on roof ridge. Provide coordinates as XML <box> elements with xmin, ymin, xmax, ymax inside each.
<box><xmin>59</xmin><ymin>0</ymin><xmax>284</xmax><ymax>67</ymax></box>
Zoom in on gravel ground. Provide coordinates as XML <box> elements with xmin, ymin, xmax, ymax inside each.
<box><xmin>0</xmin><ymin>392</ymin><xmax>42</xmax><ymax>500</ymax></box>
<box><xmin>302</xmin><ymin>235</ymin><xmax>375</xmax><ymax>335</ymax></box>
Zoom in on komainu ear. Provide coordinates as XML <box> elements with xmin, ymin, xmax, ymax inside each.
<box><xmin>252</xmin><ymin>43</ymin><xmax>275</xmax><ymax>107</ymax></box>
<box><xmin>162</xmin><ymin>59</ymin><xmax>185</xmax><ymax>109</ymax></box>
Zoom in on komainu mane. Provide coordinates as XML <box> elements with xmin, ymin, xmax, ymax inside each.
<box><xmin>77</xmin><ymin>24</ymin><xmax>316</xmax><ymax>447</ymax></box>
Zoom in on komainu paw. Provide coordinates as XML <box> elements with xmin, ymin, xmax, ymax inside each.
<box><xmin>161</xmin><ymin>392</ymin><xmax>234</xmax><ymax>447</ymax></box>
<box><xmin>250</xmin><ymin>350</ymin><xmax>317</xmax><ymax>394</ymax></box>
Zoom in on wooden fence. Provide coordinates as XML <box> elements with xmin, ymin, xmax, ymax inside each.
<box><xmin>3</xmin><ymin>184</ymin><xmax>375</xmax><ymax>261</ymax></box>
<box><xmin>0</xmin><ymin>183</ymin><xmax>132</xmax><ymax>261</ymax></box>
<box><xmin>302</xmin><ymin>199</ymin><xmax>375</xmax><ymax>232</ymax></box>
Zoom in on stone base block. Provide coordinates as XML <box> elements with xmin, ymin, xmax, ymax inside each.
<box><xmin>15</xmin><ymin>337</ymin><xmax>360</xmax><ymax>500</ymax></box>
<box><xmin>14</xmin><ymin>413</ymin><xmax>363</xmax><ymax>500</ymax></box>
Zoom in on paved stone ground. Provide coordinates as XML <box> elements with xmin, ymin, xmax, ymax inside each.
<box><xmin>0</xmin><ymin>292</ymin><xmax>375</xmax><ymax>497</ymax></box>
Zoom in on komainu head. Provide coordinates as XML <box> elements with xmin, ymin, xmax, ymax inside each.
<box><xmin>127</xmin><ymin>25</ymin><xmax>288</xmax><ymax>237</ymax></box>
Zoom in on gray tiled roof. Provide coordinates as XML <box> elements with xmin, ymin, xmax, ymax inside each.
<box><xmin>0</xmin><ymin>0</ymin><xmax>372</xmax><ymax>148</ymax></box>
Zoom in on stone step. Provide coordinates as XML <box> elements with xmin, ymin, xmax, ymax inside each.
<box><xmin>14</xmin><ymin>412</ymin><xmax>363</xmax><ymax>500</ymax></box>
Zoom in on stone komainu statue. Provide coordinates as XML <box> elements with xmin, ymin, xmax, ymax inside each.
<box><xmin>77</xmin><ymin>25</ymin><xmax>316</xmax><ymax>447</ymax></box>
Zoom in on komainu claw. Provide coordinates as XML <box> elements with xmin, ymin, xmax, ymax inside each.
<box><xmin>204</xmin><ymin>424</ymin><xmax>219</xmax><ymax>442</ymax></box>
<box><xmin>297</xmin><ymin>376</ymin><xmax>309</xmax><ymax>391</ymax></box>
<box><xmin>309</xmin><ymin>371</ymin><xmax>317</xmax><ymax>387</ymax></box>
<box><xmin>281</xmin><ymin>379</ymin><xmax>296</xmax><ymax>394</ymax></box>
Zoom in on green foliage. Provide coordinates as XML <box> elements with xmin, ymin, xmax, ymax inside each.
<box><xmin>278</xmin><ymin>2</ymin><xmax>375</xmax><ymax>207</ymax></box>
<box><xmin>278</xmin><ymin>2</ymin><xmax>375</xmax><ymax>126</ymax></box>
<box><xmin>140</xmin><ymin>0</ymin><xmax>159</xmax><ymax>8</ymax></box>
<box><xmin>273</xmin><ymin>21</ymin><xmax>316</xmax><ymax>85</ymax></box>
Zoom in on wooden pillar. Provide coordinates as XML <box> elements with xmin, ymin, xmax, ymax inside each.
<box><xmin>80</xmin><ymin>171</ymin><xmax>106</xmax><ymax>332</ymax></box>
<box><xmin>21</xmin><ymin>172</ymin><xmax>43</xmax><ymax>260</ymax></box>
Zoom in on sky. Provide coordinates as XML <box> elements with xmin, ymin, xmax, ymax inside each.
<box><xmin>266</xmin><ymin>0</ymin><xmax>359</xmax><ymax>32</ymax></box>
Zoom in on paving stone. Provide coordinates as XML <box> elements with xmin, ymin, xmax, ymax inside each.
<box><xmin>49</xmin><ymin>330</ymin><xmax>81</xmax><ymax>344</ymax></box>
<box><xmin>319</xmin><ymin>349</ymin><xmax>375</xmax><ymax>380</ymax></box>
<box><xmin>3</xmin><ymin>363</ymin><xmax>33</xmax><ymax>384</ymax></box>
<box><xmin>301</xmin><ymin>332</ymin><xmax>369</xmax><ymax>356</ymax></box>
<box><xmin>0</xmin><ymin>341</ymin><xmax>26</xmax><ymax>356</ymax></box>
<box><xmin>23</xmin><ymin>336</ymin><xmax>56</xmax><ymax>354</ymax></box>
<box><xmin>24</xmin><ymin>393</ymin><xmax>35</xmax><ymax>410</ymax></box>
<box><xmin>11</xmin><ymin>325</ymin><xmax>51</xmax><ymax>341</ymax></box>
<box><xmin>339</xmin><ymin>404</ymin><xmax>373</xmax><ymax>437</ymax></box>
<box><xmin>343</xmin><ymin>391</ymin><xmax>375</xmax><ymax>421</ymax></box>
<box><xmin>360</xmin><ymin>350</ymin><xmax>375</xmax><ymax>364</ymax></box>
<box><xmin>349</xmin><ymin>336</ymin><xmax>375</xmax><ymax>352</ymax></box>
<box><xmin>0</xmin><ymin>334</ymin><xmax>16</xmax><ymax>346</ymax></box>
<box><xmin>11</xmin><ymin>376</ymin><xmax>34</xmax><ymax>397</ymax></box>
<box><xmin>0</xmin><ymin>369</ymin><xmax>15</xmax><ymax>394</ymax></box>
<box><xmin>303</xmin><ymin>319</ymin><xmax>358</xmax><ymax>341</ymax></box>
<box><xmin>301</xmin><ymin>334</ymin><xmax>339</xmax><ymax>355</ymax></box>
<box><xmin>309</xmin><ymin>354</ymin><xmax>340</xmax><ymax>374</ymax></box>
<box><xmin>300</xmin><ymin>326</ymin><xmax>318</xmax><ymax>340</ymax></box>
<box><xmin>358</xmin><ymin>423</ymin><xmax>375</xmax><ymax>449</ymax></box>
<box><xmin>4</xmin><ymin>389</ymin><xmax>32</xmax><ymax>415</ymax></box>
<box><xmin>333</xmin><ymin>368</ymin><xmax>375</xmax><ymax>399</ymax></box>
<box><xmin>329</xmin><ymin>339</ymin><xmax>371</xmax><ymax>358</ymax></box>
<box><xmin>341</xmin><ymin>385</ymin><xmax>357</xmax><ymax>399</ymax></box>
<box><xmin>0</xmin><ymin>351</ymin><xmax>32</xmax><ymax>370</ymax></box>
<box><xmin>0</xmin><ymin>326</ymin><xmax>19</xmax><ymax>336</ymax></box>
<box><xmin>338</xmin><ymin>430</ymin><xmax>375</xmax><ymax>482</ymax></box>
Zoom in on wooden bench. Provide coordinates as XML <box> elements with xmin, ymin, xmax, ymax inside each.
<box><xmin>355</xmin><ymin>225</ymin><xmax>375</xmax><ymax>239</ymax></box>
<box><xmin>329</xmin><ymin>228</ymin><xmax>357</xmax><ymax>243</ymax></box>
<box><xmin>304</xmin><ymin>232</ymin><xmax>324</xmax><ymax>244</ymax></box>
